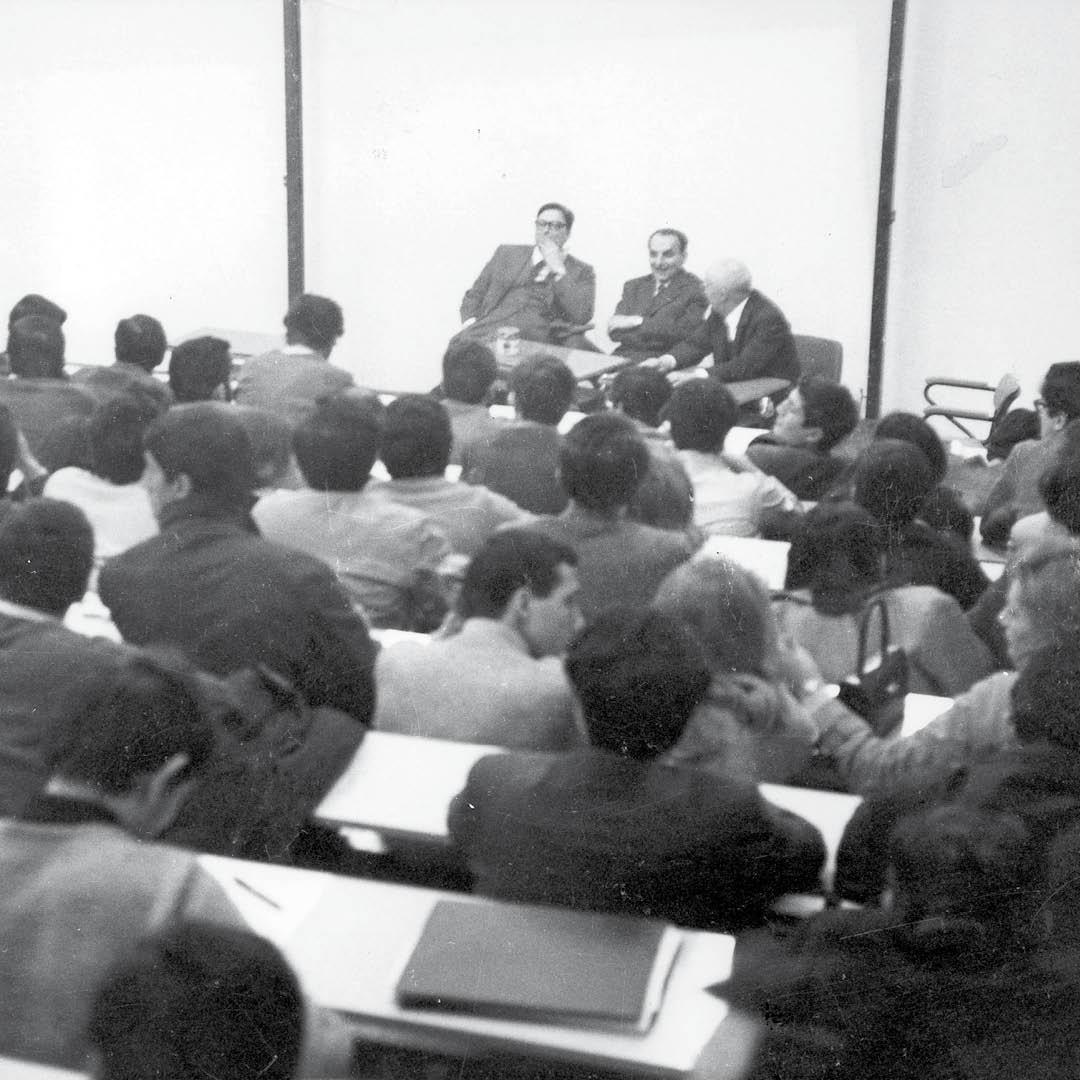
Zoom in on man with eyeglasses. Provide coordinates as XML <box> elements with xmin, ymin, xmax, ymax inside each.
<box><xmin>456</xmin><ymin>202</ymin><xmax>595</xmax><ymax>348</ymax></box>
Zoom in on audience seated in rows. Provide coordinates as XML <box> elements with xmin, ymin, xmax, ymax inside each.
<box><xmin>169</xmin><ymin>335</ymin><xmax>232</xmax><ymax>403</ymax></box>
<box><xmin>253</xmin><ymin>394</ymin><xmax>451</xmax><ymax>630</ymax></box>
<box><xmin>375</xmin><ymin>530</ymin><xmax>585</xmax><ymax>749</ymax></box>
<box><xmin>449</xmin><ymin>607</ymin><xmax>825</xmax><ymax>931</ymax></box>
<box><xmin>75</xmin><ymin>314</ymin><xmax>173</xmax><ymax>413</ymax></box>
<box><xmin>525</xmin><ymin>411</ymin><xmax>695</xmax><ymax>619</ymax></box>
<box><xmin>439</xmin><ymin>340</ymin><xmax>505</xmax><ymax>466</ymax></box>
<box><xmin>99</xmin><ymin>403</ymin><xmax>377</xmax><ymax>720</ymax></box>
<box><xmin>377</xmin><ymin>394</ymin><xmax>527</xmax><ymax>557</ymax></box>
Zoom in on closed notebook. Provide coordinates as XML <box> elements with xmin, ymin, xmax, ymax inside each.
<box><xmin>396</xmin><ymin>899</ymin><xmax>682</xmax><ymax>1032</ymax></box>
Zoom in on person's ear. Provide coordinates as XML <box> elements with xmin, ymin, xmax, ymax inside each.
<box><xmin>803</xmin><ymin>425</ymin><xmax>824</xmax><ymax>447</ymax></box>
<box><xmin>170</xmin><ymin>472</ymin><xmax>194</xmax><ymax>501</ymax></box>
<box><xmin>129</xmin><ymin>751</ymin><xmax>193</xmax><ymax>839</ymax></box>
<box><xmin>506</xmin><ymin>585</ymin><xmax>532</xmax><ymax>624</ymax></box>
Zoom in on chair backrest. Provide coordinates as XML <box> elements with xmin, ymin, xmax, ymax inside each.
<box><xmin>793</xmin><ymin>335</ymin><xmax>843</xmax><ymax>382</ymax></box>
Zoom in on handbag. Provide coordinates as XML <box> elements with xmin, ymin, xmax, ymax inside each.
<box><xmin>836</xmin><ymin>592</ymin><xmax>909</xmax><ymax>737</ymax></box>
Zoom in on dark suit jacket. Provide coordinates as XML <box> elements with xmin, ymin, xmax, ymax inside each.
<box><xmin>609</xmin><ymin>269</ymin><xmax>708</xmax><ymax>361</ymax></box>
<box><xmin>449</xmin><ymin>748</ymin><xmax>825</xmax><ymax>931</ymax></box>
<box><xmin>670</xmin><ymin>289</ymin><xmax>799</xmax><ymax>383</ymax></box>
<box><xmin>747</xmin><ymin>435</ymin><xmax>847</xmax><ymax>501</ymax></box>
<box><xmin>459</xmin><ymin>243</ymin><xmax>595</xmax><ymax>341</ymax></box>
<box><xmin>462</xmin><ymin>421</ymin><xmax>567</xmax><ymax>515</ymax></box>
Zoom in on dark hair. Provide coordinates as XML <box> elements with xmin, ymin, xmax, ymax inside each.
<box><xmin>784</xmin><ymin>502</ymin><xmax>885</xmax><ymax>615</ymax></box>
<box><xmin>381</xmin><ymin>395</ymin><xmax>452</xmax><ymax>479</ymax></box>
<box><xmin>293</xmin><ymin>393</ymin><xmax>382</xmax><ymax>492</ymax></box>
<box><xmin>168</xmin><ymin>336</ymin><xmax>231</xmax><ymax>403</ymax></box>
<box><xmin>565</xmin><ymin>608</ymin><xmax>710</xmax><ymax>760</ymax></box>
<box><xmin>7</xmin><ymin>315</ymin><xmax>65</xmax><ymax>378</ymax></box>
<box><xmin>284</xmin><ymin>293</ymin><xmax>344</xmax><ymax>355</ymax></box>
<box><xmin>1012</xmin><ymin>642</ymin><xmax>1080</xmax><ymax>751</ymax></box>
<box><xmin>0</xmin><ymin>498</ymin><xmax>93</xmax><ymax>615</ymax></box>
<box><xmin>442</xmin><ymin>340</ymin><xmax>497</xmax><ymax>404</ymax></box>
<box><xmin>88</xmin><ymin>921</ymin><xmax>304</xmax><ymax>1080</ymax></box>
<box><xmin>1040</xmin><ymin>456</ymin><xmax>1080</xmax><ymax>534</ymax></box>
<box><xmin>86</xmin><ymin>394</ymin><xmax>156</xmax><ymax>485</ymax></box>
<box><xmin>459</xmin><ymin>529</ymin><xmax>577</xmax><ymax>620</ymax></box>
<box><xmin>1041</xmin><ymin>362</ymin><xmax>1080</xmax><ymax>422</ymax></box>
<box><xmin>114</xmin><ymin>314</ymin><xmax>168</xmax><ymax>373</ymax></box>
<box><xmin>799</xmin><ymin>375</ymin><xmax>859</xmax><ymax>451</ymax></box>
<box><xmin>919</xmin><ymin>485</ymin><xmax>974</xmax><ymax>542</ymax></box>
<box><xmin>666</xmin><ymin>379</ymin><xmax>737</xmax><ymax>453</ymax></box>
<box><xmin>559</xmin><ymin>412</ymin><xmax>649</xmax><ymax>512</ymax></box>
<box><xmin>144</xmin><ymin>403</ymin><xmax>258</xmax><ymax>500</ymax></box>
<box><xmin>873</xmin><ymin>412</ymin><xmax>947</xmax><ymax>483</ymax></box>
<box><xmin>233</xmin><ymin>406</ymin><xmax>296</xmax><ymax>489</ymax></box>
<box><xmin>536</xmin><ymin>201</ymin><xmax>574</xmax><ymax>231</ymax></box>
<box><xmin>609</xmin><ymin>366</ymin><xmax>672</xmax><ymax>428</ymax></box>
<box><xmin>0</xmin><ymin>403</ymin><xmax>19</xmax><ymax>494</ymax></box>
<box><xmin>8</xmin><ymin>294</ymin><xmax>66</xmax><ymax>329</ymax></box>
<box><xmin>511</xmin><ymin>354</ymin><xmax>575</xmax><ymax>426</ymax></box>
<box><xmin>853</xmin><ymin>439</ymin><xmax>935</xmax><ymax>534</ymax></box>
<box><xmin>649</xmin><ymin>228</ymin><xmax>688</xmax><ymax>254</ymax></box>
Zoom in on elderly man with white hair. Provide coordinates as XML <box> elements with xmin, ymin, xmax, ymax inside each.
<box><xmin>641</xmin><ymin>257</ymin><xmax>799</xmax><ymax>385</ymax></box>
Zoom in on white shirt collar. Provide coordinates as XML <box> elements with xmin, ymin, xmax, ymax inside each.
<box><xmin>724</xmin><ymin>295</ymin><xmax>749</xmax><ymax>332</ymax></box>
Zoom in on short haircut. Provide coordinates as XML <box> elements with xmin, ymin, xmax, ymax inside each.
<box><xmin>666</xmin><ymin>379</ymin><xmax>738</xmax><ymax>453</ymax></box>
<box><xmin>649</xmin><ymin>228</ymin><xmax>688</xmax><ymax>254</ymax></box>
<box><xmin>1009</xmin><ymin>537</ymin><xmax>1080</xmax><ymax>647</ymax></box>
<box><xmin>536</xmin><ymin>201</ymin><xmax>574</xmax><ymax>231</ymax></box>
<box><xmin>873</xmin><ymin>411</ymin><xmax>948</xmax><ymax>483</ymax></box>
<box><xmin>654</xmin><ymin>556</ymin><xmax>781</xmax><ymax>678</ymax></box>
<box><xmin>168</xmin><ymin>336</ymin><xmax>231</xmax><ymax>403</ymax></box>
<box><xmin>381</xmin><ymin>394</ymin><xmax>452</xmax><ymax>479</ymax></box>
<box><xmin>458</xmin><ymin>529</ymin><xmax>577</xmax><ymax>620</ymax></box>
<box><xmin>703</xmin><ymin>259</ymin><xmax>752</xmax><ymax>301</ymax></box>
<box><xmin>0</xmin><ymin>498</ymin><xmax>93</xmax><ymax>616</ymax></box>
<box><xmin>88</xmin><ymin>394</ymin><xmax>156</xmax><ymax>485</ymax></box>
<box><xmin>8</xmin><ymin>294</ymin><xmax>66</xmax><ymax>329</ymax></box>
<box><xmin>919</xmin><ymin>485</ymin><xmax>974</xmax><ymax>543</ymax></box>
<box><xmin>798</xmin><ymin>375</ymin><xmax>859</xmax><ymax>451</ymax></box>
<box><xmin>442</xmin><ymin>340</ymin><xmax>497</xmax><ymax>404</ymax></box>
<box><xmin>784</xmin><ymin>502</ymin><xmax>885</xmax><ymax>616</ymax></box>
<box><xmin>1040</xmin><ymin>456</ymin><xmax>1080</xmax><ymax>534</ymax></box>
<box><xmin>559</xmin><ymin>412</ymin><xmax>649</xmax><ymax>512</ymax></box>
<box><xmin>565</xmin><ymin>607</ymin><xmax>710</xmax><ymax>760</ymax></box>
<box><xmin>1041</xmin><ymin>361</ymin><xmax>1080</xmax><ymax>422</ymax></box>
<box><xmin>233</xmin><ymin>406</ymin><xmax>296</xmax><ymax>489</ymax></box>
<box><xmin>293</xmin><ymin>392</ymin><xmax>383</xmax><ymax>492</ymax></box>
<box><xmin>511</xmin><ymin>354</ymin><xmax>575</xmax><ymax>426</ymax></box>
<box><xmin>114</xmin><ymin>314</ymin><xmax>167</xmax><ymax>372</ymax></box>
<box><xmin>144</xmin><ymin>403</ymin><xmax>258</xmax><ymax>500</ymax></box>
<box><xmin>853</xmin><ymin>438</ymin><xmax>935</xmax><ymax>532</ymax></box>
<box><xmin>7</xmin><ymin>315</ymin><xmax>65</xmax><ymax>378</ymax></box>
<box><xmin>0</xmin><ymin>403</ymin><xmax>19</xmax><ymax>495</ymax></box>
<box><xmin>89</xmin><ymin>921</ymin><xmax>304</xmax><ymax>1080</ymax></box>
<box><xmin>1012</xmin><ymin>642</ymin><xmax>1080</xmax><ymax>751</ymax></box>
<box><xmin>284</xmin><ymin>293</ymin><xmax>344</xmax><ymax>355</ymax></box>
<box><xmin>609</xmin><ymin>366</ymin><xmax>672</xmax><ymax>428</ymax></box>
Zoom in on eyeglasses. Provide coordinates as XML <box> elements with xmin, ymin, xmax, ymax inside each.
<box><xmin>535</xmin><ymin>219</ymin><xmax>568</xmax><ymax>231</ymax></box>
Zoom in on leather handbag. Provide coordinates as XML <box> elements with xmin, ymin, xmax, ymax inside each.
<box><xmin>836</xmin><ymin>592</ymin><xmax>909</xmax><ymax>738</ymax></box>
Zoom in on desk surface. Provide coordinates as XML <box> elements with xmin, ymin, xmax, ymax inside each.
<box><xmin>0</xmin><ymin>1061</ymin><xmax>84</xmax><ymax>1080</ymax></box>
<box><xmin>176</xmin><ymin>326</ymin><xmax>283</xmax><ymax>359</ymax></box>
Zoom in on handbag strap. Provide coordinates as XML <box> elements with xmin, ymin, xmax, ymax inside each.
<box><xmin>855</xmin><ymin>591</ymin><xmax>892</xmax><ymax>673</ymax></box>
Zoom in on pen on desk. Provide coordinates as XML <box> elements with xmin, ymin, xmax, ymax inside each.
<box><xmin>233</xmin><ymin>877</ymin><xmax>282</xmax><ymax>910</ymax></box>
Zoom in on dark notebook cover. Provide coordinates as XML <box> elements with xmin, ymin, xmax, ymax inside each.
<box><xmin>396</xmin><ymin>899</ymin><xmax>681</xmax><ymax>1032</ymax></box>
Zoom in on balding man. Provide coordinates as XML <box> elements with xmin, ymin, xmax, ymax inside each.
<box><xmin>642</xmin><ymin>259</ymin><xmax>799</xmax><ymax>384</ymax></box>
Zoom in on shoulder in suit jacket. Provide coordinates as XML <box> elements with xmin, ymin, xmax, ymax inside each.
<box><xmin>610</xmin><ymin>269</ymin><xmax>708</xmax><ymax>361</ymax></box>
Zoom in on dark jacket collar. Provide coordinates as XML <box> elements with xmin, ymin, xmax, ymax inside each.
<box><xmin>20</xmin><ymin>793</ymin><xmax>119</xmax><ymax>826</ymax></box>
<box><xmin>157</xmin><ymin>491</ymin><xmax>259</xmax><ymax>533</ymax></box>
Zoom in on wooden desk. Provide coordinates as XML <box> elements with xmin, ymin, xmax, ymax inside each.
<box><xmin>199</xmin><ymin>856</ymin><xmax>748</xmax><ymax>1078</ymax></box>
<box><xmin>697</xmin><ymin>536</ymin><xmax>791</xmax><ymax>590</ymax></box>
<box><xmin>504</xmin><ymin>339</ymin><xmax>632</xmax><ymax>383</ymax></box>
<box><xmin>175</xmin><ymin>326</ymin><xmax>283</xmax><ymax>360</ymax></box>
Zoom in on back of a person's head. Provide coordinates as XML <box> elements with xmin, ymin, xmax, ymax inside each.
<box><xmin>283</xmin><ymin>293</ymin><xmax>344</xmax><ymax>355</ymax></box>
<box><xmin>799</xmin><ymin>375</ymin><xmax>859</xmax><ymax>451</ymax></box>
<box><xmin>144</xmin><ymin>403</ymin><xmax>257</xmax><ymax>500</ymax></box>
<box><xmin>609</xmin><ymin>367</ymin><xmax>672</xmax><ymax>428</ymax></box>
<box><xmin>168</xmin><ymin>336</ymin><xmax>231</xmax><ymax>403</ymax></box>
<box><xmin>1040</xmin><ymin>455</ymin><xmax>1080</xmax><ymax>535</ymax></box>
<box><xmin>853</xmin><ymin>438</ymin><xmax>935</xmax><ymax>533</ymax></box>
<box><xmin>559</xmin><ymin>412</ymin><xmax>649</xmax><ymax>512</ymax></box>
<box><xmin>510</xmin><ymin>354</ymin><xmax>575</xmax><ymax>425</ymax></box>
<box><xmin>381</xmin><ymin>394</ymin><xmax>452</xmax><ymax>479</ymax></box>
<box><xmin>1011</xmin><ymin>642</ymin><xmax>1080</xmax><ymax>751</ymax></box>
<box><xmin>873</xmin><ymin>412</ymin><xmax>948</xmax><ymax>483</ymax></box>
<box><xmin>8</xmin><ymin>293</ymin><xmax>66</xmax><ymax>329</ymax></box>
<box><xmin>87</xmin><ymin>394</ymin><xmax>156</xmax><ymax>485</ymax></box>
<box><xmin>566</xmin><ymin>607</ymin><xmax>710</xmax><ymax>760</ymax></box>
<box><xmin>0</xmin><ymin>402</ymin><xmax>18</xmax><ymax>494</ymax></box>
<box><xmin>293</xmin><ymin>392</ymin><xmax>383</xmax><ymax>492</ymax></box>
<box><xmin>0</xmin><ymin>498</ymin><xmax>93</xmax><ymax>615</ymax></box>
<box><xmin>459</xmin><ymin>528</ymin><xmax>577</xmax><ymax>620</ymax></box>
<box><xmin>653</xmin><ymin>556</ymin><xmax>780</xmax><ymax>678</ymax></box>
<box><xmin>114</xmin><ymin>314</ymin><xmax>168</xmax><ymax>372</ymax></box>
<box><xmin>784</xmin><ymin>501</ymin><xmax>885</xmax><ymax>615</ymax></box>
<box><xmin>442</xmin><ymin>340</ymin><xmax>497</xmax><ymax>404</ymax></box>
<box><xmin>919</xmin><ymin>485</ymin><xmax>974</xmax><ymax>543</ymax></box>
<box><xmin>1041</xmin><ymin>361</ymin><xmax>1080</xmax><ymax>423</ymax></box>
<box><xmin>7</xmin><ymin>314</ymin><xmax>65</xmax><ymax>378</ymax></box>
<box><xmin>88</xmin><ymin>921</ymin><xmax>304</xmax><ymax>1080</ymax></box>
<box><xmin>666</xmin><ymin>380</ymin><xmax>737</xmax><ymax>453</ymax></box>
<box><xmin>233</xmin><ymin>405</ymin><xmax>297</xmax><ymax>489</ymax></box>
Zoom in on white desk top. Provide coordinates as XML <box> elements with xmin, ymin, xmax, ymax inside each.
<box><xmin>0</xmin><ymin>1060</ymin><xmax>84</xmax><ymax>1080</ymax></box>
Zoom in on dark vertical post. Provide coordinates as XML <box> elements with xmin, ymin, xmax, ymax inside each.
<box><xmin>283</xmin><ymin>0</ymin><xmax>304</xmax><ymax>299</ymax></box>
<box><xmin>866</xmin><ymin>0</ymin><xmax>907</xmax><ymax>419</ymax></box>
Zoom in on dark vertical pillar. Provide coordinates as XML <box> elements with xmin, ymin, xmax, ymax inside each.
<box><xmin>866</xmin><ymin>0</ymin><xmax>907</xmax><ymax>419</ymax></box>
<box><xmin>284</xmin><ymin>0</ymin><xmax>304</xmax><ymax>299</ymax></box>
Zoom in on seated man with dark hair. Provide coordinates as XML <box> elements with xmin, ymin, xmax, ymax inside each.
<box><xmin>375</xmin><ymin>529</ymin><xmax>585</xmax><ymax>749</ymax></box>
<box><xmin>449</xmin><ymin>607</ymin><xmax>824</xmax><ymax>930</ymax></box>
<box><xmin>440</xmin><ymin>339</ymin><xmax>506</xmax><ymax>465</ymax></box>
<box><xmin>463</xmin><ymin>353</ymin><xmax>576</xmax><ymax>514</ymax></box>
<box><xmin>99</xmin><ymin>403</ymin><xmax>377</xmax><ymax>721</ymax></box>
<box><xmin>747</xmin><ymin>375</ymin><xmax>859</xmax><ymax>499</ymax></box>
<box><xmin>0</xmin><ymin>293</ymin><xmax>66</xmax><ymax>376</ymax></box>
<box><xmin>169</xmin><ymin>335</ymin><xmax>232</xmax><ymax>403</ymax></box>
<box><xmin>377</xmin><ymin>394</ymin><xmax>527</xmax><ymax>557</ymax></box>
<box><xmin>525</xmin><ymin>412</ymin><xmax>696</xmax><ymax>619</ymax></box>
<box><xmin>254</xmin><ymin>393</ymin><xmax>451</xmax><ymax>629</ymax></box>
<box><xmin>76</xmin><ymin>314</ymin><xmax>173</xmax><ymax>413</ymax></box>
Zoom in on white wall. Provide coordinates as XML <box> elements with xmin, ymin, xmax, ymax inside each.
<box><xmin>885</xmin><ymin>0</ymin><xmax>1080</xmax><ymax>424</ymax></box>
<box><xmin>301</xmin><ymin>0</ymin><xmax>891</xmax><ymax>397</ymax></box>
